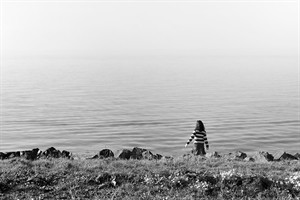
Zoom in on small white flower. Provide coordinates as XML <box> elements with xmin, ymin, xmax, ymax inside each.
<box><xmin>285</xmin><ymin>172</ymin><xmax>300</xmax><ymax>190</ymax></box>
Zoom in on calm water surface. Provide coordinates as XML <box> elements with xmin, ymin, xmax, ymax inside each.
<box><xmin>1</xmin><ymin>56</ymin><xmax>299</xmax><ymax>156</ymax></box>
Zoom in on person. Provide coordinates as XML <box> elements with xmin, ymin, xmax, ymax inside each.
<box><xmin>185</xmin><ymin>120</ymin><xmax>209</xmax><ymax>155</ymax></box>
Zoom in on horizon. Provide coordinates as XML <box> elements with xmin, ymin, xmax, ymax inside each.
<box><xmin>2</xmin><ymin>1</ymin><xmax>298</xmax><ymax>58</ymax></box>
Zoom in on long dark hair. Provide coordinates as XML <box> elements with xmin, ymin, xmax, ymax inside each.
<box><xmin>195</xmin><ymin>120</ymin><xmax>205</xmax><ymax>132</ymax></box>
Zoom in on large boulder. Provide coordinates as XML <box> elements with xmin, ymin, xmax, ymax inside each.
<box><xmin>252</xmin><ymin>151</ymin><xmax>274</xmax><ymax>162</ymax></box>
<box><xmin>90</xmin><ymin>149</ymin><xmax>115</xmax><ymax>159</ymax></box>
<box><xmin>116</xmin><ymin>147</ymin><xmax>161</xmax><ymax>160</ymax></box>
<box><xmin>273</xmin><ymin>151</ymin><xmax>297</xmax><ymax>161</ymax></box>
<box><xmin>20</xmin><ymin>148</ymin><xmax>40</xmax><ymax>160</ymax></box>
<box><xmin>116</xmin><ymin>149</ymin><xmax>132</xmax><ymax>160</ymax></box>
<box><xmin>99</xmin><ymin>149</ymin><xmax>114</xmax><ymax>158</ymax></box>
<box><xmin>40</xmin><ymin>147</ymin><xmax>71</xmax><ymax>159</ymax></box>
<box><xmin>41</xmin><ymin>147</ymin><xmax>61</xmax><ymax>158</ymax></box>
<box><xmin>131</xmin><ymin>147</ymin><xmax>147</xmax><ymax>159</ymax></box>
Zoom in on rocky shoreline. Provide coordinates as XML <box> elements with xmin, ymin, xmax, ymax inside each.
<box><xmin>1</xmin><ymin>147</ymin><xmax>299</xmax><ymax>199</ymax></box>
<box><xmin>0</xmin><ymin>147</ymin><xmax>299</xmax><ymax>162</ymax></box>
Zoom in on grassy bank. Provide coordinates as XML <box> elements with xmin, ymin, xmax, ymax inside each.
<box><xmin>0</xmin><ymin>156</ymin><xmax>299</xmax><ymax>200</ymax></box>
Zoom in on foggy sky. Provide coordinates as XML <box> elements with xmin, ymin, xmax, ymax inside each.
<box><xmin>2</xmin><ymin>1</ymin><xmax>298</xmax><ymax>58</ymax></box>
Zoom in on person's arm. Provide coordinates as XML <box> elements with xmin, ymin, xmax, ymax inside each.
<box><xmin>203</xmin><ymin>132</ymin><xmax>209</xmax><ymax>150</ymax></box>
<box><xmin>185</xmin><ymin>132</ymin><xmax>195</xmax><ymax>147</ymax></box>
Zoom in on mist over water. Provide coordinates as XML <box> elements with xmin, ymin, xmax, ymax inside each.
<box><xmin>1</xmin><ymin>56</ymin><xmax>299</xmax><ymax>156</ymax></box>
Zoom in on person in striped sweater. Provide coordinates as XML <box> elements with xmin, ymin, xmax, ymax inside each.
<box><xmin>185</xmin><ymin>120</ymin><xmax>209</xmax><ymax>155</ymax></box>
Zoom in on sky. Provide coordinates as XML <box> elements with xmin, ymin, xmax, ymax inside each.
<box><xmin>1</xmin><ymin>1</ymin><xmax>298</xmax><ymax>58</ymax></box>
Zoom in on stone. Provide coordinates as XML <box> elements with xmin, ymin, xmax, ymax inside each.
<box><xmin>131</xmin><ymin>147</ymin><xmax>147</xmax><ymax>159</ymax></box>
<box><xmin>41</xmin><ymin>147</ymin><xmax>62</xmax><ymax>158</ymax></box>
<box><xmin>87</xmin><ymin>154</ymin><xmax>99</xmax><ymax>159</ymax></box>
<box><xmin>273</xmin><ymin>151</ymin><xmax>285</xmax><ymax>160</ymax></box>
<box><xmin>244</xmin><ymin>157</ymin><xmax>255</xmax><ymax>162</ymax></box>
<box><xmin>294</xmin><ymin>153</ymin><xmax>300</xmax><ymax>160</ymax></box>
<box><xmin>6</xmin><ymin>151</ymin><xmax>21</xmax><ymax>159</ymax></box>
<box><xmin>153</xmin><ymin>153</ymin><xmax>163</xmax><ymax>160</ymax></box>
<box><xmin>61</xmin><ymin>150</ymin><xmax>72</xmax><ymax>159</ymax></box>
<box><xmin>95</xmin><ymin>173</ymin><xmax>112</xmax><ymax>184</ymax></box>
<box><xmin>0</xmin><ymin>152</ymin><xmax>6</xmax><ymax>160</ymax></box>
<box><xmin>141</xmin><ymin>150</ymin><xmax>154</xmax><ymax>160</ymax></box>
<box><xmin>20</xmin><ymin>148</ymin><xmax>40</xmax><ymax>160</ymax></box>
<box><xmin>99</xmin><ymin>149</ymin><xmax>114</xmax><ymax>158</ymax></box>
<box><xmin>273</xmin><ymin>151</ymin><xmax>297</xmax><ymax>161</ymax></box>
<box><xmin>117</xmin><ymin>149</ymin><xmax>132</xmax><ymax>160</ymax></box>
<box><xmin>252</xmin><ymin>151</ymin><xmax>274</xmax><ymax>162</ymax></box>
<box><xmin>206</xmin><ymin>151</ymin><xmax>221</xmax><ymax>158</ymax></box>
<box><xmin>0</xmin><ymin>148</ymin><xmax>72</xmax><ymax>160</ymax></box>
<box><xmin>163</xmin><ymin>156</ymin><xmax>174</xmax><ymax>160</ymax></box>
<box><xmin>226</xmin><ymin>151</ymin><xmax>247</xmax><ymax>160</ymax></box>
<box><xmin>235</xmin><ymin>151</ymin><xmax>247</xmax><ymax>159</ymax></box>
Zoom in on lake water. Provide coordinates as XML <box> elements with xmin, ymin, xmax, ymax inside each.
<box><xmin>1</xmin><ymin>55</ymin><xmax>299</xmax><ymax>156</ymax></box>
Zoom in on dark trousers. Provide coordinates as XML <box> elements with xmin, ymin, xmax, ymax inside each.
<box><xmin>193</xmin><ymin>143</ymin><xmax>206</xmax><ymax>155</ymax></box>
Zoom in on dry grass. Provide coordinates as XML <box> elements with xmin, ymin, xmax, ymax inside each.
<box><xmin>0</xmin><ymin>156</ymin><xmax>299</xmax><ymax>199</ymax></box>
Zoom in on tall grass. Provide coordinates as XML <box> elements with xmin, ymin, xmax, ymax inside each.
<box><xmin>0</xmin><ymin>157</ymin><xmax>299</xmax><ymax>199</ymax></box>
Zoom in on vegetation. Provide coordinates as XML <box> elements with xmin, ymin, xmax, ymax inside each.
<box><xmin>0</xmin><ymin>156</ymin><xmax>299</xmax><ymax>199</ymax></box>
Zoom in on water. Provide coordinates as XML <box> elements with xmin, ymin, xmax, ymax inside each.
<box><xmin>1</xmin><ymin>55</ymin><xmax>299</xmax><ymax>156</ymax></box>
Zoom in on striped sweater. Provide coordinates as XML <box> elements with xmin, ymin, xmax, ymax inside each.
<box><xmin>186</xmin><ymin>130</ymin><xmax>209</xmax><ymax>146</ymax></box>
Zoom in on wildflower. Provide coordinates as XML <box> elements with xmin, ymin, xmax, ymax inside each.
<box><xmin>219</xmin><ymin>169</ymin><xmax>243</xmax><ymax>181</ymax></box>
<box><xmin>191</xmin><ymin>180</ymin><xmax>209</xmax><ymax>191</ymax></box>
<box><xmin>144</xmin><ymin>175</ymin><xmax>153</xmax><ymax>184</ymax></box>
<box><xmin>285</xmin><ymin>172</ymin><xmax>300</xmax><ymax>190</ymax></box>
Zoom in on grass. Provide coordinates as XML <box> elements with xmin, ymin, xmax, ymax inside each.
<box><xmin>0</xmin><ymin>156</ymin><xmax>299</xmax><ymax>199</ymax></box>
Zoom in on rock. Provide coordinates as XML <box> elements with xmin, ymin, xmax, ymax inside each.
<box><xmin>40</xmin><ymin>148</ymin><xmax>71</xmax><ymax>159</ymax></box>
<box><xmin>95</xmin><ymin>173</ymin><xmax>112</xmax><ymax>183</ymax></box>
<box><xmin>206</xmin><ymin>151</ymin><xmax>221</xmax><ymax>158</ymax></box>
<box><xmin>273</xmin><ymin>151</ymin><xmax>297</xmax><ymax>161</ymax></box>
<box><xmin>294</xmin><ymin>153</ymin><xmax>300</xmax><ymax>160</ymax></box>
<box><xmin>226</xmin><ymin>151</ymin><xmax>247</xmax><ymax>160</ymax></box>
<box><xmin>141</xmin><ymin>150</ymin><xmax>154</xmax><ymax>160</ymax></box>
<box><xmin>116</xmin><ymin>148</ymin><xmax>162</xmax><ymax>160</ymax></box>
<box><xmin>0</xmin><ymin>148</ymin><xmax>71</xmax><ymax>160</ymax></box>
<box><xmin>61</xmin><ymin>150</ymin><xmax>72</xmax><ymax>159</ymax></box>
<box><xmin>6</xmin><ymin>151</ymin><xmax>21</xmax><ymax>159</ymax></box>
<box><xmin>252</xmin><ymin>151</ymin><xmax>274</xmax><ymax>162</ymax></box>
<box><xmin>99</xmin><ymin>149</ymin><xmax>114</xmax><ymax>158</ymax></box>
<box><xmin>131</xmin><ymin>147</ymin><xmax>147</xmax><ymax>159</ymax></box>
<box><xmin>20</xmin><ymin>148</ymin><xmax>40</xmax><ymax>160</ymax></box>
<box><xmin>0</xmin><ymin>151</ymin><xmax>21</xmax><ymax>160</ymax></box>
<box><xmin>163</xmin><ymin>156</ymin><xmax>174</xmax><ymax>160</ymax></box>
<box><xmin>40</xmin><ymin>147</ymin><xmax>62</xmax><ymax>158</ymax></box>
<box><xmin>87</xmin><ymin>154</ymin><xmax>99</xmax><ymax>159</ymax></box>
<box><xmin>244</xmin><ymin>157</ymin><xmax>255</xmax><ymax>162</ymax></box>
<box><xmin>235</xmin><ymin>151</ymin><xmax>247</xmax><ymax>159</ymax></box>
<box><xmin>117</xmin><ymin>149</ymin><xmax>132</xmax><ymax>160</ymax></box>
<box><xmin>153</xmin><ymin>153</ymin><xmax>163</xmax><ymax>160</ymax></box>
<box><xmin>0</xmin><ymin>149</ymin><xmax>39</xmax><ymax>160</ymax></box>
<box><xmin>0</xmin><ymin>152</ymin><xmax>6</xmax><ymax>160</ymax></box>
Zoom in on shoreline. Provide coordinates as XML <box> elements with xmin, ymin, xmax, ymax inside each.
<box><xmin>1</xmin><ymin>147</ymin><xmax>299</xmax><ymax>162</ymax></box>
<box><xmin>0</xmin><ymin>148</ymin><xmax>299</xmax><ymax>199</ymax></box>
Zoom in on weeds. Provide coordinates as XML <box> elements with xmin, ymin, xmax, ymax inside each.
<box><xmin>0</xmin><ymin>157</ymin><xmax>299</xmax><ymax>199</ymax></box>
